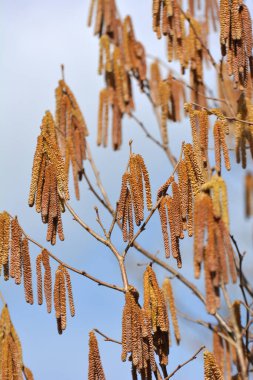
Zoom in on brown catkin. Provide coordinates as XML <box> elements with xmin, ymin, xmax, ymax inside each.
<box><xmin>245</xmin><ymin>172</ymin><xmax>253</xmax><ymax>217</ymax></box>
<box><xmin>204</xmin><ymin>249</ymin><xmax>217</xmax><ymax>315</ymax></box>
<box><xmin>23</xmin><ymin>367</ymin><xmax>34</xmax><ymax>380</ymax></box>
<box><xmin>203</xmin><ymin>350</ymin><xmax>224</xmax><ymax>380</ymax></box>
<box><xmin>10</xmin><ymin>218</ymin><xmax>22</xmax><ymax>285</ymax></box>
<box><xmin>167</xmin><ymin>196</ymin><xmax>181</xmax><ymax>267</ymax></box>
<box><xmin>28</xmin><ymin>135</ymin><xmax>44</xmax><ymax>207</ymax></box>
<box><xmin>21</xmin><ymin>238</ymin><xmax>33</xmax><ymax>305</ymax></box>
<box><xmin>158</xmin><ymin>197</ymin><xmax>170</xmax><ymax>258</ymax></box>
<box><xmin>59</xmin><ymin>268</ymin><xmax>67</xmax><ymax>331</ymax></box>
<box><xmin>42</xmin><ymin>249</ymin><xmax>52</xmax><ymax>313</ymax></box>
<box><xmin>121</xmin><ymin>287</ymin><xmax>156</xmax><ymax>374</ymax></box>
<box><xmin>36</xmin><ymin>254</ymin><xmax>43</xmax><ymax>305</ymax></box>
<box><xmin>88</xmin><ymin>331</ymin><xmax>106</xmax><ymax>380</ymax></box>
<box><xmin>62</xmin><ymin>267</ymin><xmax>75</xmax><ymax>317</ymax></box>
<box><xmin>0</xmin><ymin>306</ymin><xmax>34</xmax><ymax>380</ymax></box>
<box><xmin>136</xmin><ymin>154</ymin><xmax>153</xmax><ymax>210</ymax></box>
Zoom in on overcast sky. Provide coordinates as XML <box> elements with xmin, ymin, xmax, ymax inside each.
<box><xmin>0</xmin><ymin>1</ymin><xmax>253</xmax><ymax>379</ymax></box>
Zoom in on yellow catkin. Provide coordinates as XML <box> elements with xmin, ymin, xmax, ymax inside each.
<box><xmin>162</xmin><ymin>278</ymin><xmax>180</xmax><ymax>344</ymax></box>
<box><xmin>201</xmin><ymin>175</ymin><xmax>229</xmax><ymax>228</ymax></box>
<box><xmin>204</xmin><ymin>350</ymin><xmax>224</xmax><ymax>380</ymax></box>
<box><xmin>88</xmin><ymin>331</ymin><xmax>106</xmax><ymax>380</ymax></box>
<box><xmin>183</xmin><ymin>143</ymin><xmax>204</xmax><ymax>195</ymax></box>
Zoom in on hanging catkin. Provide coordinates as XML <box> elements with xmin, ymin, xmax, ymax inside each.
<box><xmin>193</xmin><ymin>189</ymin><xmax>237</xmax><ymax>314</ymax></box>
<box><xmin>213</xmin><ymin>120</ymin><xmax>230</xmax><ymax>172</ymax></box>
<box><xmin>143</xmin><ymin>266</ymin><xmax>170</xmax><ymax>371</ymax></box>
<box><xmin>235</xmin><ymin>95</ymin><xmax>253</xmax><ymax>169</ymax></box>
<box><xmin>22</xmin><ymin>238</ymin><xmax>33</xmax><ymax>305</ymax></box>
<box><xmin>245</xmin><ymin>172</ymin><xmax>253</xmax><ymax>217</ymax></box>
<box><xmin>53</xmin><ymin>265</ymin><xmax>75</xmax><ymax>334</ymax></box>
<box><xmin>157</xmin><ymin>177</ymin><xmax>183</xmax><ymax>266</ymax></box>
<box><xmin>121</xmin><ymin>287</ymin><xmax>156</xmax><ymax>377</ymax></box>
<box><xmin>203</xmin><ymin>350</ymin><xmax>224</xmax><ymax>380</ymax></box>
<box><xmin>88</xmin><ymin>331</ymin><xmax>106</xmax><ymax>380</ymax></box>
<box><xmin>0</xmin><ymin>212</ymin><xmax>10</xmax><ymax>276</ymax></box>
<box><xmin>55</xmin><ymin>79</ymin><xmax>88</xmax><ymax>200</ymax></box>
<box><xmin>117</xmin><ymin>153</ymin><xmax>152</xmax><ymax>240</ymax></box>
<box><xmin>162</xmin><ymin>277</ymin><xmax>180</xmax><ymax>344</ymax></box>
<box><xmin>0</xmin><ymin>305</ymin><xmax>34</xmax><ymax>380</ymax></box>
<box><xmin>36</xmin><ymin>249</ymin><xmax>52</xmax><ymax>312</ymax></box>
<box><xmin>28</xmin><ymin>111</ymin><xmax>69</xmax><ymax>244</ymax></box>
<box><xmin>220</xmin><ymin>0</ymin><xmax>253</xmax><ymax>89</ymax></box>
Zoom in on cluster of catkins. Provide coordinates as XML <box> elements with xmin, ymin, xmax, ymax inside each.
<box><xmin>194</xmin><ymin>175</ymin><xmax>237</xmax><ymax>314</ymax></box>
<box><xmin>88</xmin><ymin>331</ymin><xmax>106</xmax><ymax>380</ymax></box>
<box><xmin>212</xmin><ymin>301</ymin><xmax>244</xmax><ymax>379</ymax></box>
<box><xmin>28</xmin><ymin>111</ymin><xmax>69</xmax><ymax>245</ymax></box>
<box><xmin>0</xmin><ymin>305</ymin><xmax>34</xmax><ymax>380</ymax></box>
<box><xmin>152</xmin><ymin>1</ymin><xmax>208</xmax><ymax>107</ymax></box>
<box><xmin>87</xmin><ymin>267</ymin><xmax>180</xmax><ymax>380</ymax></box>
<box><xmin>55</xmin><ymin>79</ymin><xmax>89</xmax><ymax>200</ymax></box>
<box><xmin>220</xmin><ymin>0</ymin><xmax>253</xmax><ymax>89</ymax></box>
<box><xmin>88</xmin><ymin>1</ymin><xmax>147</xmax><ymax>150</ymax></box>
<box><xmin>121</xmin><ymin>267</ymin><xmax>180</xmax><ymax>380</ymax></box>
<box><xmin>203</xmin><ymin>350</ymin><xmax>224</xmax><ymax>380</ymax></box>
<box><xmin>185</xmin><ymin>103</ymin><xmax>231</xmax><ymax>173</ymax></box>
<box><xmin>0</xmin><ymin>213</ymin><xmax>33</xmax><ymax>305</ymax></box>
<box><xmin>0</xmin><ymin>212</ymin><xmax>75</xmax><ymax>334</ymax></box>
<box><xmin>235</xmin><ymin>94</ymin><xmax>253</xmax><ymax>169</ymax></box>
<box><xmin>149</xmin><ymin>61</ymin><xmax>186</xmax><ymax>146</ymax></box>
<box><xmin>29</xmin><ymin>79</ymin><xmax>88</xmax><ymax>244</ymax></box>
<box><xmin>117</xmin><ymin>153</ymin><xmax>152</xmax><ymax>242</ymax></box>
<box><xmin>36</xmin><ymin>250</ymin><xmax>75</xmax><ymax>334</ymax></box>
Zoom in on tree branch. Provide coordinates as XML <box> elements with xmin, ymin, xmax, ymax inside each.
<box><xmin>164</xmin><ymin>345</ymin><xmax>205</xmax><ymax>380</ymax></box>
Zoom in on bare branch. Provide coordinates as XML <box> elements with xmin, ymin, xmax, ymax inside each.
<box><xmin>164</xmin><ymin>345</ymin><xmax>205</xmax><ymax>380</ymax></box>
<box><xmin>93</xmin><ymin>328</ymin><xmax>122</xmax><ymax>345</ymax></box>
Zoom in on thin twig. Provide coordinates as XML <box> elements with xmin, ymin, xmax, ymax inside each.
<box><xmin>130</xmin><ymin>113</ymin><xmax>177</xmax><ymax>163</ymax></box>
<box><xmin>94</xmin><ymin>206</ymin><xmax>107</xmax><ymax>237</ymax></box>
<box><xmin>94</xmin><ymin>328</ymin><xmax>122</xmax><ymax>345</ymax></box>
<box><xmin>178</xmin><ymin>311</ymin><xmax>236</xmax><ymax>347</ymax></box>
<box><xmin>0</xmin><ymin>291</ymin><xmax>6</xmax><ymax>306</ymax></box>
<box><xmin>164</xmin><ymin>345</ymin><xmax>205</xmax><ymax>380</ymax></box>
<box><xmin>63</xmin><ymin>199</ymin><xmax>129</xmax><ymax>290</ymax></box>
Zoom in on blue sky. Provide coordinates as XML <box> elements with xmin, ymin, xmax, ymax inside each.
<box><xmin>0</xmin><ymin>1</ymin><xmax>253</xmax><ymax>379</ymax></box>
